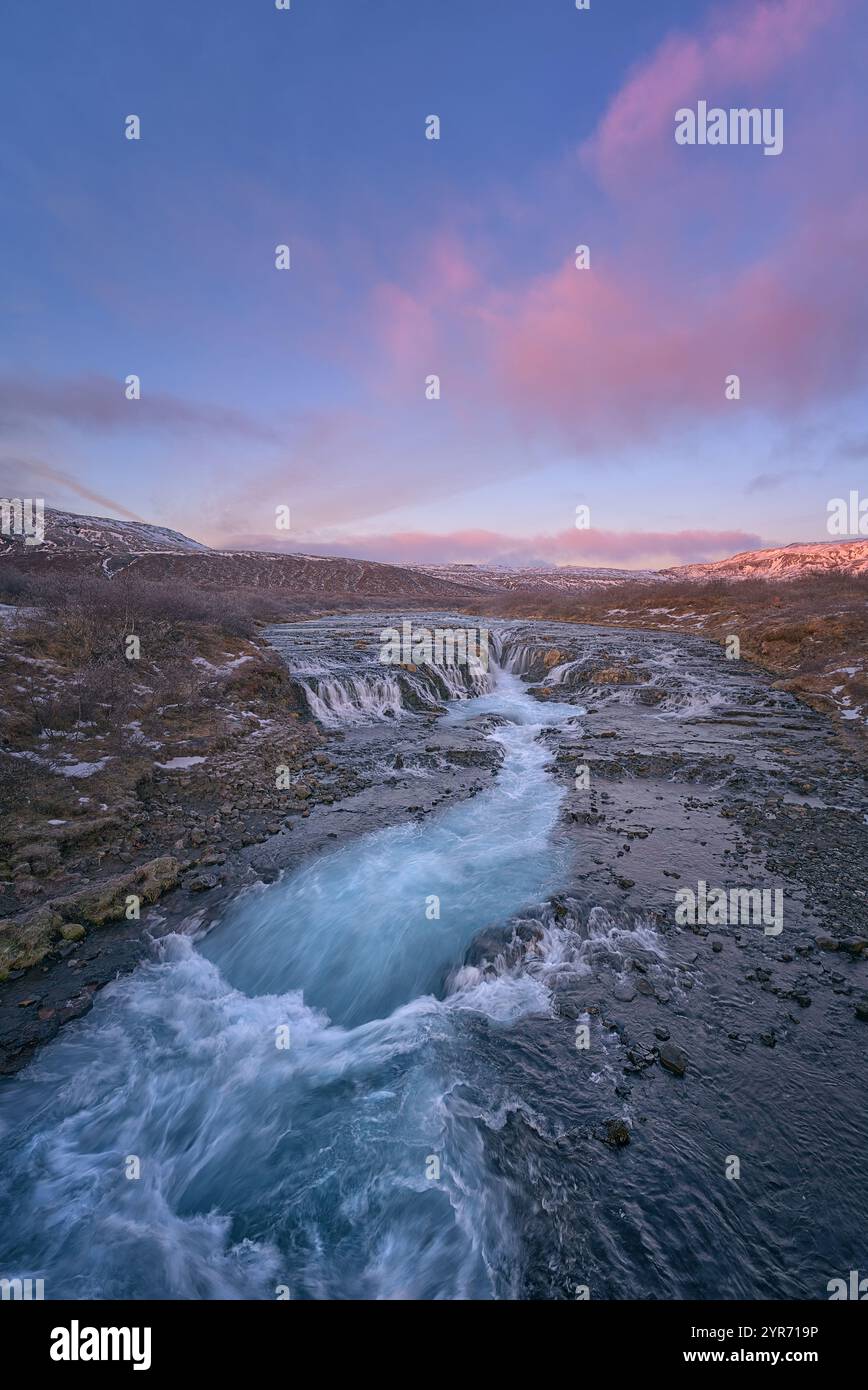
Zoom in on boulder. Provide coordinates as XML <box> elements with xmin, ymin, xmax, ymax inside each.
<box><xmin>658</xmin><ymin>1041</ymin><xmax>689</xmax><ymax>1076</ymax></box>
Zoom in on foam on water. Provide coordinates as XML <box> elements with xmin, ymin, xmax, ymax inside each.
<box><xmin>0</xmin><ymin>666</ymin><xmax>583</xmax><ymax>1300</ymax></box>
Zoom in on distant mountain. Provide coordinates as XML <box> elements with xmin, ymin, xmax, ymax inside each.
<box><xmin>417</xmin><ymin>562</ymin><xmax>663</xmax><ymax>591</ymax></box>
<box><xmin>3</xmin><ymin>508</ymin><xmax>866</xmax><ymax>595</ymax></box>
<box><xmin>665</xmin><ymin>539</ymin><xmax>868</xmax><ymax>583</ymax></box>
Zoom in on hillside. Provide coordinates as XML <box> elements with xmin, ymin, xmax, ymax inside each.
<box><xmin>0</xmin><ymin>509</ymin><xmax>482</xmax><ymax>600</ymax></box>
<box><xmin>418</xmin><ymin>562</ymin><xmax>663</xmax><ymax>591</ymax></box>
<box><xmin>665</xmin><ymin>539</ymin><xmax>868</xmax><ymax>584</ymax></box>
<box><xmin>3</xmin><ymin>508</ymin><xmax>868</xmax><ymax>597</ymax></box>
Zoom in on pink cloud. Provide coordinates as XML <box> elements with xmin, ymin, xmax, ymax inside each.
<box><xmin>214</xmin><ymin>525</ymin><xmax>765</xmax><ymax>569</ymax></box>
<box><xmin>489</xmin><ymin>194</ymin><xmax>868</xmax><ymax>441</ymax></box>
<box><xmin>583</xmin><ymin>0</ymin><xmax>845</xmax><ymax>191</ymax></box>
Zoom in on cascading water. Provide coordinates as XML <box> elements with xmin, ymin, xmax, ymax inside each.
<box><xmin>4</xmin><ymin>615</ymin><xmax>863</xmax><ymax>1302</ymax></box>
<box><xmin>0</xmin><ymin>650</ymin><xmax>584</xmax><ymax>1300</ymax></box>
<box><xmin>269</xmin><ymin>615</ymin><xmax>495</xmax><ymax>725</ymax></box>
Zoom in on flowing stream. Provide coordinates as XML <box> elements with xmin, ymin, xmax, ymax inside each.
<box><xmin>2</xmin><ymin>615</ymin><xmax>866</xmax><ymax>1301</ymax></box>
<box><xmin>0</xmin><ymin>659</ymin><xmax>585</xmax><ymax>1299</ymax></box>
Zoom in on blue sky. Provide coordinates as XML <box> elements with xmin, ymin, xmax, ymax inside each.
<box><xmin>1</xmin><ymin>0</ymin><xmax>866</xmax><ymax>566</ymax></box>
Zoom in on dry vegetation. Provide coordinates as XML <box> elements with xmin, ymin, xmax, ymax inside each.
<box><xmin>0</xmin><ymin>569</ymin><xmax>320</xmax><ymax>978</ymax></box>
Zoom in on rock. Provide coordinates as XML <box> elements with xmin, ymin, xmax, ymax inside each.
<box><xmin>60</xmin><ymin>923</ymin><xmax>85</xmax><ymax>942</ymax></box>
<box><xmin>0</xmin><ymin>904</ymin><xmax>64</xmax><ymax>977</ymax></box>
<box><xmin>854</xmin><ymin>1001</ymin><xmax>868</xmax><ymax>1023</ymax></box>
<box><xmin>186</xmin><ymin>873</ymin><xmax>219</xmax><ymax>892</ymax></box>
<box><xmin>759</xmin><ymin>1030</ymin><xmax>777</xmax><ymax>1047</ymax></box>
<box><xmin>654</xmin><ymin>1026</ymin><xmax>670</xmax><ymax>1041</ymax></box>
<box><xmin>613</xmin><ymin>980</ymin><xmax>637</xmax><ymax>1002</ymax></box>
<box><xmin>601</xmin><ymin>1119</ymin><xmax>631</xmax><ymax>1147</ymax></box>
<box><xmin>841</xmin><ymin>938</ymin><xmax>868</xmax><ymax>957</ymax></box>
<box><xmin>590</xmin><ymin>666</ymin><xmax>641</xmax><ymax>685</ymax></box>
<box><xmin>658</xmin><ymin>1042</ymin><xmax>689</xmax><ymax>1076</ymax></box>
<box><xmin>52</xmin><ymin>856</ymin><xmax>182</xmax><ymax>928</ymax></box>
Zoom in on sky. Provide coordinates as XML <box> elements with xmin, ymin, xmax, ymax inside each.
<box><xmin>1</xmin><ymin>0</ymin><xmax>866</xmax><ymax>570</ymax></box>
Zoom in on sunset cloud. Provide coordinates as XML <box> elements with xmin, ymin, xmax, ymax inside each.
<box><xmin>213</xmin><ymin>525</ymin><xmax>766</xmax><ymax>570</ymax></box>
<box><xmin>582</xmin><ymin>0</ymin><xmax>846</xmax><ymax>191</ymax></box>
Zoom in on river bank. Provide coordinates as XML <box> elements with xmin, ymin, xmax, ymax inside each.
<box><xmin>1</xmin><ymin>612</ymin><xmax>866</xmax><ymax>1298</ymax></box>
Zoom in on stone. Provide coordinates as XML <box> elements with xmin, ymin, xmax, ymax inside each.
<box><xmin>601</xmin><ymin>1119</ymin><xmax>631</xmax><ymax>1147</ymax></box>
<box><xmin>187</xmin><ymin>873</ymin><xmax>219</xmax><ymax>892</ymax></box>
<box><xmin>658</xmin><ymin>1042</ymin><xmax>689</xmax><ymax>1076</ymax></box>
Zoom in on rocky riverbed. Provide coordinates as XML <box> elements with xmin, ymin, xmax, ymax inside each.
<box><xmin>1</xmin><ymin>612</ymin><xmax>866</xmax><ymax>1299</ymax></box>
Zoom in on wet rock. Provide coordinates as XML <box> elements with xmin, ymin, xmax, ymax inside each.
<box><xmin>613</xmin><ymin>979</ymin><xmax>637</xmax><ymax>1002</ymax></box>
<box><xmin>186</xmin><ymin>872</ymin><xmax>220</xmax><ymax>892</ymax></box>
<box><xmin>590</xmin><ymin>666</ymin><xmax>641</xmax><ymax>685</ymax></box>
<box><xmin>601</xmin><ymin>1119</ymin><xmax>631</xmax><ymax>1147</ymax></box>
<box><xmin>854</xmin><ymin>1001</ymin><xmax>868</xmax><ymax>1023</ymax></box>
<box><xmin>654</xmin><ymin>1026</ymin><xmax>670</xmax><ymax>1041</ymax></box>
<box><xmin>626</xmin><ymin>1047</ymin><xmax>655</xmax><ymax>1069</ymax></box>
<box><xmin>658</xmin><ymin>1042</ymin><xmax>689</xmax><ymax>1076</ymax></box>
<box><xmin>842</xmin><ymin>938</ymin><xmax>868</xmax><ymax>957</ymax></box>
<box><xmin>60</xmin><ymin>924</ymin><xmax>85</xmax><ymax>942</ymax></box>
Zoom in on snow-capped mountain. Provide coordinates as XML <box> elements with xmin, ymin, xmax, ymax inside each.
<box><xmin>665</xmin><ymin>539</ymin><xmax>868</xmax><ymax>583</ymax></box>
<box><xmin>0</xmin><ymin>507</ymin><xmax>208</xmax><ymax>556</ymax></box>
